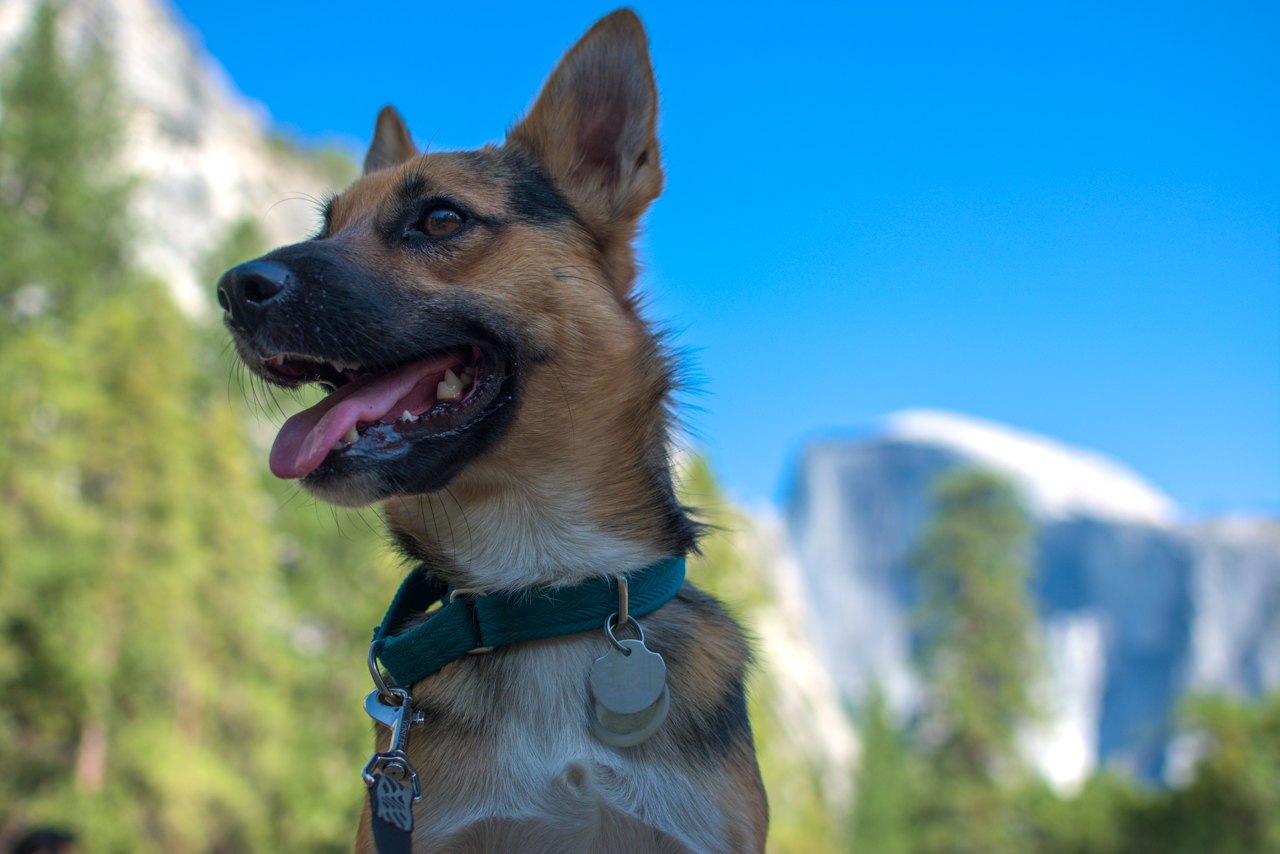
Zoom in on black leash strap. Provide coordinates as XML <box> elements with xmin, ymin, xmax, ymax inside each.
<box><xmin>369</xmin><ymin>774</ymin><xmax>414</xmax><ymax>854</ymax></box>
<box><xmin>368</xmin><ymin>773</ymin><xmax>412</xmax><ymax>854</ymax></box>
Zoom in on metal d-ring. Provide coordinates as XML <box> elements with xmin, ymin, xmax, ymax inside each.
<box><xmin>367</xmin><ymin>641</ymin><xmax>405</xmax><ymax>706</ymax></box>
<box><xmin>617</xmin><ymin>577</ymin><xmax>629</xmax><ymax>627</ymax></box>
<box><xmin>604</xmin><ymin>611</ymin><xmax>644</xmax><ymax>655</ymax></box>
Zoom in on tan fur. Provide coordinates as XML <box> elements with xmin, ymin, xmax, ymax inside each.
<box><xmin>223</xmin><ymin>9</ymin><xmax>766</xmax><ymax>852</ymax></box>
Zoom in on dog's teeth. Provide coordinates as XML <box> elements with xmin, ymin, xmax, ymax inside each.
<box><xmin>401</xmin><ymin>410</ymin><xmax>415</xmax><ymax>423</ymax></box>
<box><xmin>269</xmin><ymin>355</ymin><xmax>286</xmax><ymax>368</ymax></box>
<box><xmin>437</xmin><ymin>369</ymin><xmax>463</xmax><ymax>400</ymax></box>
<box><xmin>343</xmin><ymin>425</ymin><xmax>359</xmax><ymax>444</ymax></box>
<box><xmin>460</xmin><ymin>369</ymin><xmax>475</xmax><ymax>386</ymax></box>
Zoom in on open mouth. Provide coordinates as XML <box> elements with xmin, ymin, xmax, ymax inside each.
<box><xmin>259</xmin><ymin>345</ymin><xmax>504</xmax><ymax>480</ymax></box>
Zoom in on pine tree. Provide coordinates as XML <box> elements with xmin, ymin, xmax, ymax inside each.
<box><xmin>849</xmin><ymin>685</ymin><xmax>914</xmax><ymax>854</ymax></box>
<box><xmin>909</xmin><ymin>468</ymin><xmax>1040</xmax><ymax>854</ymax></box>
<box><xmin>1134</xmin><ymin>694</ymin><xmax>1280</xmax><ymax>854</ymax></box>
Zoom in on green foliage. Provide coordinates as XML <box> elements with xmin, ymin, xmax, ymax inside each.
<box><xmin>1015</xmin><ymin>772</ymin><xmax>1147</xmax><ymax>854</ymax></box>
<box><xmin>904</xmin><ymin>468</ymin><xmax>1041</xmax><ymax>854</ymax></box>
<box><xmin>1015</xmin><ymin>695</ymin><xmax>1280</xmax><ymax>854</ymax></box>
<box><xmin>0</xmin><ymin>274</ymin><xmax>393</xmax><ymax>854</ymax></box>
<box><xmin>849</xmin><ymin>686</ymin><xmax>914</xmax><ymax>854</ymax></box>
<box><xmin>1130</xmin><ymin>694</ymin><xmax>1280</xmax><ymax>854</ymax></box>
<box><xmin>263</xmin><ymin>132</ymin><xmax>358</xmax><ymax>194</ymax></box>
<box><xmin>0</xmin><ymin>7</ymin><xmax>395</xmax><ymax>851</ymax></box>
<box><xmin>678</xmin><ymin>455</ymin><xmax>770</xmax><ymax>612</ymax></box>
<box><xmin>913</xmin><ymin>468</ymin><xmax>1040</xmax><ymax>769</ymax></box>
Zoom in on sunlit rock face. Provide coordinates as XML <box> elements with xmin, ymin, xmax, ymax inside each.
<box><xmin>785</xmin><ymin>410</ymin><xmax>1280</xmax><ymax>789</ymax></box>
<box><xmin>1035</xmin><ymin>518</ymin><xmax>1194</xmax><ymax>782</ymax></box>
<box><xmin>1186</xmin><ymin>519</ymin><xmax>1280</xmax><ymax>695</ymax></box>
<box><xmin>0</xmin><ymin>0</ymin><xmax>341</xmax><ymax>315</ymax></box>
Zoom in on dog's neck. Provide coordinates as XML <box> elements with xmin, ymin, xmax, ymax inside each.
<box><xmin>383</xmin><ymin>445</ymin><xmax>695</xmax><ymax>593</ymax></box>
<box><xmin>381</xmin><ymin>314</ymin><xmax>699</xmax><ymax>592</ymax></box>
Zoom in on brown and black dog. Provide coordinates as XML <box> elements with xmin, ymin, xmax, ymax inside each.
<box><xmin>217</xmin><ymin>9</ymin><xmax>767</xmax><ymax>853</ymax></box>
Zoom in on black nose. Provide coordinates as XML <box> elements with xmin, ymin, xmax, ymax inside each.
<box><xmin>216</xmin><ymin>260</ymin><xmax>292</xmax><ymax>333</ymax></box>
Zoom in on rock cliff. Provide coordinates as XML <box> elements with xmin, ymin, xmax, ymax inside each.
<box><xmin>0</xmin><ymin>0</ymin><xmax>346</xmax><ymax>314</ymax></box>
<box><xmin>785</xmin><ymin>410</ymin><xmax>1280</xmax><ymax>788</ymax></box>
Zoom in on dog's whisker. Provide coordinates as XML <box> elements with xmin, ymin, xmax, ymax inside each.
<box><xmin>552</xmin><ymin>270</ymin><xmax>625</xmax><ymax>307</ymax></box>
<box><xmin>544</xmin><ymin>362</ymin><xmax>576</xmax><ymax>448</ymax></box>
<box><xmin>435</xmin><ymin>489</ymin><xmax>458</xmax><ymax>556</ymax></box>
<box><xmin>343</xmin><ymin>507</ymin><xmax>371</xmax><ymax>539</ymax></box>
<box><xmin>424</xmin><ymin>494</ymin><xmax>440</xmax><ymax>547</ymax></box>
<box><xmin>261</xmin><ymin>193</ymin><xmax>325</xmax><ymax>225</ymax></box>
<box><xmin>267</xmin><ymin>384</ymin><xmax>289</xmax><ymax>422</ymax></box>
<box><xmin>423</xmin><ymin>122</ymin><xmax>446</xmax><ymax>156</ymax></box>
<box><xmin>442</xmin><ymin>485</ymin><xmax>474</xmax><ymax>568</ymax></box>
<box><xmin>274</xmin><ymin>481</ymin><xmax>306</xmax><ymax>515</ymax></box>
<box><xmin>425</xmin><ymin>494</ymin><xmax>445</xmax><ymax>552</ymax></box>
<box><xmin>361</xmin><ymin>507</ymin><xmax>396</xmax><ymax>552</ymax></box>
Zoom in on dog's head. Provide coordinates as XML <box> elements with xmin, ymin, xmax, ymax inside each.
<box><xmin>218</xmin><ymin>11</ymin><xmax>674</xmax><ymax>518</ymax></box>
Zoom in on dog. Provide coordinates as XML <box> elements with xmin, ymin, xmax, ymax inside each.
<box><xmin>216</xmin><ymin>9</ymin><xmax>767</xmax><ymax>853</ymax></box>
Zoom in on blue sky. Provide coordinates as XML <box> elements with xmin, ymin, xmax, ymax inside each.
<box><xmin>171</xmin><ymin>0</ymin><xmax>1278</xmax><ymax>516</ymax></box>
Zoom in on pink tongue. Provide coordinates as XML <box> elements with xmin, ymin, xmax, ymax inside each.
<box><xmin>270</xmin><ymin>352</ymin><xmax>461</xmax><ymax>480</ymax></box>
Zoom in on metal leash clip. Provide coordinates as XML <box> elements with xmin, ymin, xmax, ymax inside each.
<box><xmin>363</xmin><ymin>643</ymin><xmax>423</xmax><ymax>839</ymax></box>
<box><xmin>362</xmin><ymin>687</ymin><xmax>423</xmax><ymax>800</ymax></box>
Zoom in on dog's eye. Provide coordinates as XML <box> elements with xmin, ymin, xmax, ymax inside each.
<box><xmin>422</xmin><ymin>207</ymin><xmax>465</xmax><ymax>236</ymax></box>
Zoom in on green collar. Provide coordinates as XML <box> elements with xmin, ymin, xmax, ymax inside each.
<box><xmin>372</xmin><ymin>557</ymin><xmax>686</xmax><ymax>688</ymax></box>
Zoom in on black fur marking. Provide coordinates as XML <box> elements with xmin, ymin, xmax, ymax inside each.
<box><xmin>378</xmin><ymin>175</ymin><xmax>436</xmax><ymax>242</ymax></box>
<box><xmin>378</xmin><ymin>175</ymin><xmax>436</xmax><ymax>243</ymax></box>
<box><xmin>504</xmin><ymin>150</ymin><xmax>577</xmax><ymax>225</ymax></box>
<box><xmin>651</xmin><ymin>471</ymin><xmax>701</xmax><ymax>557</ymax></box>
<box><xmin>225</xmin><ymin>241</ymin><xmax>407</xmax><ymax>363</ymax></box>
<box><xmin>644</xmin><ymin>590</ymin><xmax>755</xmax><ymax>764</ymax></box>
<box><xmin>643</xmin><ymin>620</ymin><xmax>695</xmax><ymax>673</ymax></box>
<box><xmin>396</xmin><ymin>175</ymin><xmax>428</xmax><ymax>206</ymax></box>
<box><xmin>389</xmin><ymin>525</ymin><xmax>436</xmax><ymax>566</ymax></box>
<box><xmin>661</xmin><ymin>676</ymin><xmax>752</xmax><ymax>765</ymax></box>
<box><xmin>315</xmin><ymin>197</ymin><xmax>336</xmax><ymax>240</ymax></box>
<box><xmin>698</xmin><ymin>678</ymin><xmax>752</xmax><ymax>757</ymax></box>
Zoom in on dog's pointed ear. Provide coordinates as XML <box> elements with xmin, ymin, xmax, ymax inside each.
<box><xmin>507</xmin><ymin>9</ymin><xmax>662</xmax><ymax>233</ymax></box>
<box><xmin>364</xmin><ymin>105</ymin><xmax>417</xmax><ymax>174</ymax></box>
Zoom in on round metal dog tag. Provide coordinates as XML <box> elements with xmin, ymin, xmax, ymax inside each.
<box><xmin>591</xmin><ymin>639</ymin><xmax>666</xmax><ymax>713</ymax></box>
<box><xmin>589</xmin><ymin>638</ymin><xmax>669</xmax><ymax>747</ymax></box>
